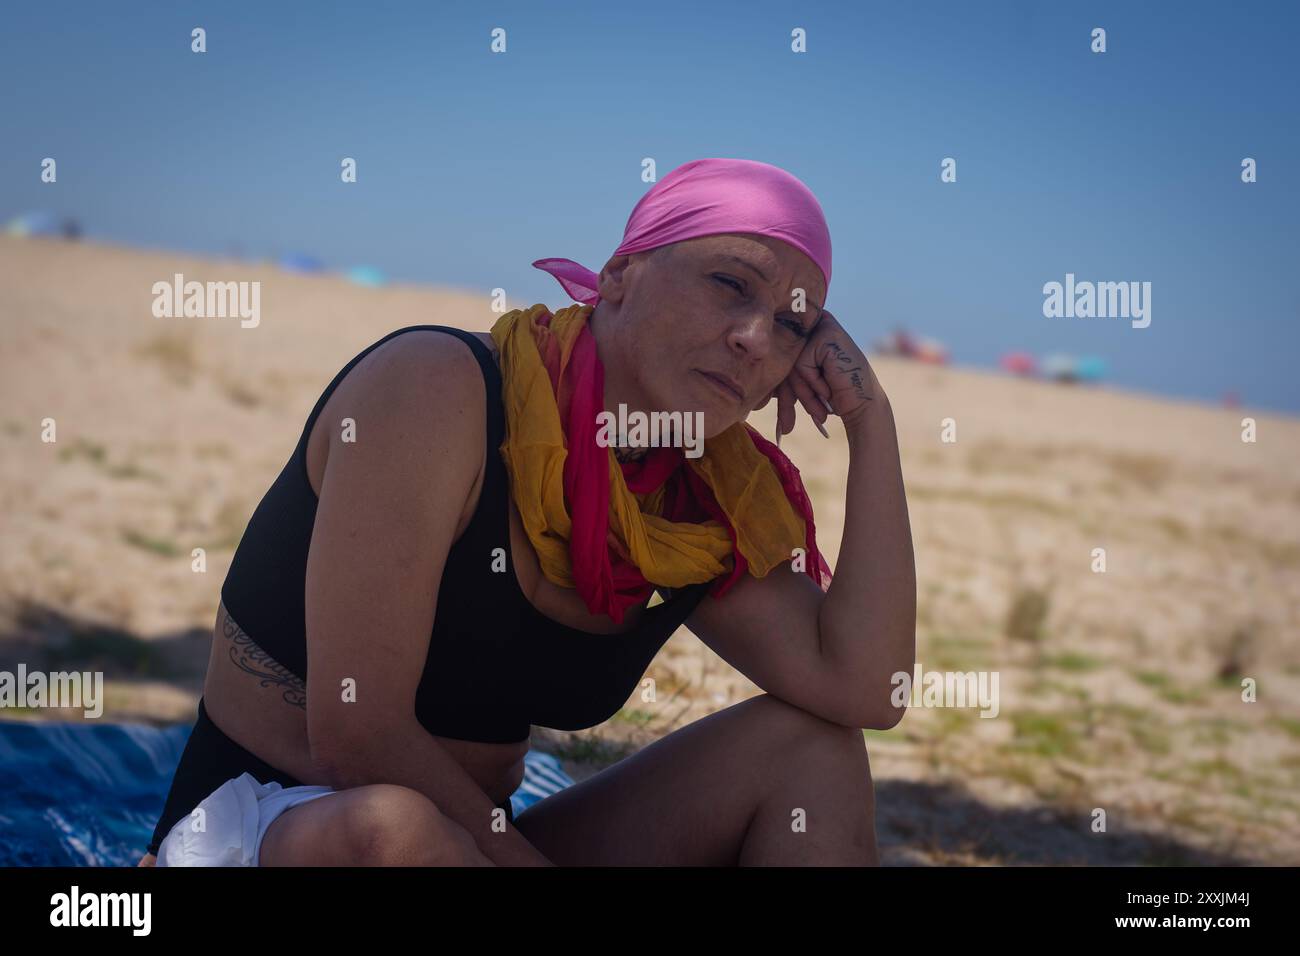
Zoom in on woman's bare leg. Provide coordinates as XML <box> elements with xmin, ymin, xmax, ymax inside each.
<box><xmin>257</xmin><ymin>784</ymin><xmax>493</xmax><ymax>866</ymax></box>
<box><xmin>509</xmin><ymin>693</ymin><xmax>878</xmax><ymax>866</ymax></box>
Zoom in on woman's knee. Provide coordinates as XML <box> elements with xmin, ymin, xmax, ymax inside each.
<box><xmin>742</xmin><ymin>694</ymin><xmax>875</xmax><ymax>802</ymax></box>
<box><xmin>340</xmin><ymin>784</ymin><xmax>486</xmax><ymax>866</ymax></box>
<box><xmin>743</xmin><ymin>693</ymin><xmax>870</xmax><ymax>761</ymax></box>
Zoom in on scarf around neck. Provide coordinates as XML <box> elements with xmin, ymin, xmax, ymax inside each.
<box><xmin>489</xmin><ymin>302</ymin><xmax>833</xmax><ymax>626</ymax></box>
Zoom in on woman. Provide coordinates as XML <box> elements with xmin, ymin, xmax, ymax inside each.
<box><xmin>139</xmin><ymin>157</ymin><xmax>915</xmax><ymax>866</ymax></box>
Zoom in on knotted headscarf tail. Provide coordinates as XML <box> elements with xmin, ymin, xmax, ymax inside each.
<box><xmin>490</xmin><ymin>303</ymin><xmax>833</xmax><ymax>626</ymax></box>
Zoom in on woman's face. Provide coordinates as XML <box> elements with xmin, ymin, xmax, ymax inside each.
<box><xmin>592</xmin><ymin>232</ymin><xmax>828</xmax><ymax>438</ymax></box>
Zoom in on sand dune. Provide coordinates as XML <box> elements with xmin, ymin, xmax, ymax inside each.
<box><xmin>2</xmin><ymin>236</ymin><xmax>1297</xmax><ymax>864</ymax></box>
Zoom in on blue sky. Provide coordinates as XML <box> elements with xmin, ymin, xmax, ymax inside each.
<box><xmin>3</xmin><ymin>0</ymin><xmax>1297</xmax><ymax>412</ymax></box>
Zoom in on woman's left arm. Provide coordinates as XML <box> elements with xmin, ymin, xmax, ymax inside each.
<box><xmin>771</xmin><ymin>310</ymin><xmax>916</xmax><ymax>729</ymax></box>
<box><xmin>818</xmin><ymin>387</ymin><xmax>917</xmax><ymax>730</ymax></box>
<box><xmin>686</xmin><ymin>310</ymin><xmax>917</xmax><ymax>729</ymax></box>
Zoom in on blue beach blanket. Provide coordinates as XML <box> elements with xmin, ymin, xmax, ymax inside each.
<box><xmin>0</xmin><ymin>717</ymin><xmax>574</xmax><ymax>866</ymax></box>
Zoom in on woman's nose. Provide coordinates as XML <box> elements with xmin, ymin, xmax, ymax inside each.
<box><xmin>725</xmin><ymin>310</ymin><xmax>776</xmax><ymax>359</ymax></box>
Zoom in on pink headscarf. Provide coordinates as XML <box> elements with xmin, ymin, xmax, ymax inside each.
<box><xmin>533</xmin><ymin>157</ymin><xmax>832</xmax><ymax>305</ymax></box>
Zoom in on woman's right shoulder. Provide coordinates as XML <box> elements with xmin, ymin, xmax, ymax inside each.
<box><xmin>365</xmin><ymin>327</ymin><xmax>490</xmax><ymax>379</ymax></box>
<box><xmin>344</xmin><ymin>329</ymin><xmax>491</xmax><ymax>418</ymax></box>
<box><xmin>321</xmin><ymin>329</ymin><xmax>492</xmax><ymax>481</ymax></box>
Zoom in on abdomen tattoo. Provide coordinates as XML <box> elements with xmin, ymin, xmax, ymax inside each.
<box><xmin>220</xmin><ymin>611</ymin><xmax>307</xmax><ymax>710</ymax></box>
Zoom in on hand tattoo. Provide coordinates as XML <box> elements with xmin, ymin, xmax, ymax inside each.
<box><xmin>825</xmin><ymin>342</ymin><xmax>873</xmax><ymax>403</ymax></box>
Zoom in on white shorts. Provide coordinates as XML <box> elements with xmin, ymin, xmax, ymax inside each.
<box><xmin>156</xmin><ymin>771</ymin><xmax>336</xmax><ymax>867</ymax></box>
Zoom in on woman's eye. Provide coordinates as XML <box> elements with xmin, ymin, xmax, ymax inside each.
<box><xmin>713</xmin><ymin>274</ymin><xmax>807</xmax><ymax>339</ymax></box>
<box><xmin>778</xmin><ymin>316</ymin><xmax>809</xmax><ymax>339</ymax></box>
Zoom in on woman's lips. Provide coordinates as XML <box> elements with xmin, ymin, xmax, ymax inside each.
<box><xmin>695</xmin><ymin>369</ymin><xmax>744</xmax><ymax>402</ymax></box>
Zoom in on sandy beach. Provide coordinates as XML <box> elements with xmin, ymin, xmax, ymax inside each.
<box><xmin>2</xmin><ymin>235</ymin><xmax>1297</xmax><ymax>864</ymax></box>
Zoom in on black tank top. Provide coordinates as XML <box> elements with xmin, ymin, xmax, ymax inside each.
<box><xmin>219</xmin><ymin>325</ymin><xmax>710</xmax><ymax>745</ymax></box>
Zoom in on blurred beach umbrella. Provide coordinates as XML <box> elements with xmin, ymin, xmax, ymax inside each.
<box><xmin>914</xmin><ymin>337</ymin><xmax>949</xmax><ymax>365</ymax></box>
<box><xmin>871</xmin><ymin>327</ymin><xmax>918</xmax><ymax>358</ymax></box>
<box><xmin>277</xmin><ymin>252</ymin><xmax>325</xmax><ymax>274</ymax></box>
<box><xmin>999</xmin><ymin>351</ymin><xmax>1037</xmax><ymax>376</ymax></box>
<box><xmin>6</xmin><ymin>211</ymin><xmax>80</xmax><ymax>239</ymax></box>
<box><xmin>1075</xmin><ymin>355</ymin><xmax>1108</xmax><ymax>382</ymax></box>
<box><xmin>346</xmin><ymin>265</ymin><xmax>387</xmax><ymax>287</ymax></box>
<box><xmin>1042</xmin><ymin>353</ymin><xmax>1078</xmax><ymax>383</ymax></box>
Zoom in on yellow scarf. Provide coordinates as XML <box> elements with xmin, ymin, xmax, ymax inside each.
<box><xmin>489</xmin><ymin>303</ymin><xmax>814</xmax><ymax>605</ymax></box>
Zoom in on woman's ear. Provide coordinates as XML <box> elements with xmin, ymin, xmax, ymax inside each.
<box><xmin>596</xmin><ymin>254</ymin><xmax>633</xmax><ymax>304</ymax></box>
